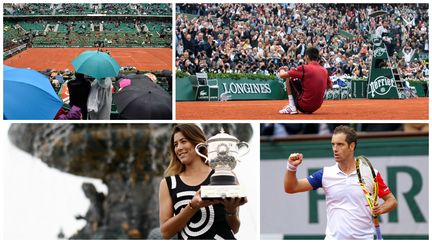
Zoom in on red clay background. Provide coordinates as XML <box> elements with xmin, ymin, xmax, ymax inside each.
<box><xmin>4</xmin><ymin>47</ymin><xmax>172</xmax><ymax>71</ymax></box>
<box><xmin>176</xmin><ymin>98</ymin><xmax>428</xmax><ymax>120</ymax></box>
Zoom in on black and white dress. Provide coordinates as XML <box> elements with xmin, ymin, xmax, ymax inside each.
<box><xmin>165</xmin><ymin>170</ymin><xmax>236</xmax><ymax>240</ymax></box>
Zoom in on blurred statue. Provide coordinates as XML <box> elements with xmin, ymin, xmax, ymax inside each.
<box><xmin>72</xmin><ymin>183</ymin><xmax>105</xmax><ymax>239</ymax></box>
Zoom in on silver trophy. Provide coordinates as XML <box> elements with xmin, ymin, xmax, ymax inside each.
<box><xmin>195</xmin><ymin>128</ymin><xmax>249</xmax><ymax>198</ymax></box>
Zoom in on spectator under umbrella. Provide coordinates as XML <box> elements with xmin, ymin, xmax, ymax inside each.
<box><xmin>68</xmin><ymin>72</ymin><xmax>91</xmax><ymax>119</ymax></box>
<box><xmin>55</xmin><ymin>74</ymin><xmax>65</xmax><ymax>84</ymax></box>
<box><xmin>113</xmin><ymin>76</ymin><xmax>172</xmax><ymax>120</ymax></box>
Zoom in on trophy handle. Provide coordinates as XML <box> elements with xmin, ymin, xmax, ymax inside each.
<box><xmin>237</xmin><ymin>142</ymin><xmax>250</xmax><ymax>158</ymax></box>
<box><xmin>195</xmin><ymin>143</ymin><xmax>209</xmax><ymax>162</ymax></box>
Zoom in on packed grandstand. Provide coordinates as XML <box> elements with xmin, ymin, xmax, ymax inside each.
<box><xmin>4</xmin><ymin>3</ymin><xmax>172</xmax><ymax>120</ymax></box>
<box><xmin>4</xmin><ymin>3</ymin><xmax>172</xmax><ymax>58</ymax></box>
<box><xmin>175</xmin><ymin>3</ymin><xmax>429</xmax><ymax>82</ymax></box>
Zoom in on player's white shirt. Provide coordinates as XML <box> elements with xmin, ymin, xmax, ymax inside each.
<box><xmin>307</xmin><ymin>164</ymin><xmax>375</xmax><ymax>240</ymax></box>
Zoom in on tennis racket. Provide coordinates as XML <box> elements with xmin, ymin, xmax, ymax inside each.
<box><xmin>355</xmin><ymin>155</ymin><xmax>383</xmax><ymax>240</ymax></box>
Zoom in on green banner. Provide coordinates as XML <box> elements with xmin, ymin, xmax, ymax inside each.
<box><xmin>350</xmin><ymin>79</ymin><xmax>368</xmax><ymax>98</ymax></box>
<box><xmin>367</xmin><ymin>36</ymin><xmax>400</xmax><ymax>99</ymax></box>
<box><xmin>410</xmin><ymin>82</ymin><xmax>427</xmax><ymax>97</ymax></box>
<box><xmin>218</xmin><ymin>78</ymin><xmax>286</xmax><ymax>100</ymax></box>
<box><xmin>176</xmin><ymin>77</ymin><xmax>287</xmax><ymax>101</ymax></box>
<box><xmin>177</xmin><ymin>75</ymin><xmax>425</xmax><ymax>101</ymax></box>
<box><xmin>176</xmin><ymin>77</ymin><xmax>196</xmax><ymax>101</ymax></box>
<box><xmin>367</xmin><ymin>68</ymin><xmax>400</xmax><ymax>98</ymax></box>
<box><xmin>338</xmin><ymin>29</ymin><xmax>355</xmax><ymax>40</ymax></box>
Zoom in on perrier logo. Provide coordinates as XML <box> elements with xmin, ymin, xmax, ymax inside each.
<box><xmin>369</xmin><ymin>76</ymin><xmax>395</xmax><ymax>98</ymax></box>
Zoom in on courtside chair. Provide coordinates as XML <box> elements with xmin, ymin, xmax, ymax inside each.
<box><xmin>194</xmin><ymin>73</ymin><xmax>219</xmax><ymax>101</ymax></box>
<box><xmin>190</xmin><ymin>74</ymin><xmax>206</xmax><ymax>101</ymax></box>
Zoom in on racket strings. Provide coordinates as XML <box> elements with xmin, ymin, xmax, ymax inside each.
<box><xmin>356</xmin><ymin>158</ymin><xmax>379</xmax><ymax>211</ymax></box>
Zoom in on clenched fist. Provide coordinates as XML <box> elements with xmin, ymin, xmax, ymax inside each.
<box><xmin>287</xmin><ymin>153</ymin><xmax>304</xmax><ymax>171</ymax></box>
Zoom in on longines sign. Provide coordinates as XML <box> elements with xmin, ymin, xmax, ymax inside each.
<box><xmin>221</xmin><ymin>82</ymin><xmax>271</xmax><ymax>94</ymax></box>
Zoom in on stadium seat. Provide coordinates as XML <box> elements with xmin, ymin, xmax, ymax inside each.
<box><xmin>191</xmin><ymin>73</ymin><xmax>219</xmax><ymax>101</ymax></box>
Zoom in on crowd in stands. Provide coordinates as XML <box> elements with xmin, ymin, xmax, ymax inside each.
<box><xmin>5</xmin><ymin>3</ymin><xmax>52</xmax><ymax>15</ymax></box>
<box><xmin>103</xmin><ymin>21</ymin><xmax>136</xmax><ymax>32</ymax></box>
<box><xmin>136</xmin><ymin>3</ymin><xmax>172</xmax><ymax>16</ymax></box>
<box><xmin>57</xmin><ymin>3</ymin><xmax>94</xmax><ymax>15</ymax></box>
<box><xmin>175</xmin><ymin>3</ymin><xmax>429</xmax><ymax>81</ymax></box>
<box><xmin>4</xmin><ymin>17</ymin><xmax>171</xmax><ymax>49</ymax></box>
<box><xmin>4</xmin><ymin>3</ymin><xmax>171</xmax><ymax>16</ymax></box>
<box><xmin>100</xmin><ymin>3</ymin><xmax>139</xmax><ymax>15</ymax></box>
<box><xmin>4</xmin><ymin>22</ymin><xmax>31</xmax><ymax>51</ymax></box>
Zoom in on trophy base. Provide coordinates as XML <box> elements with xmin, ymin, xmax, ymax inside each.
<box><xmin>200</xmin><ymin>185</ymin><xmax>246</xmax><ymax>199</ymax></box>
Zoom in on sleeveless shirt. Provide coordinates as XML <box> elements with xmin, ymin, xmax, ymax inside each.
<box><xmin>165</xmin><ymin>170</ymin><xmax>236</xmax><ymax>240</ymax></box>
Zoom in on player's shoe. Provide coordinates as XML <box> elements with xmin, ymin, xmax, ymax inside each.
<box><xmin>279</xmin><ymin>105</ymin><xmax>298</xmax><ymax>114</ymax></box>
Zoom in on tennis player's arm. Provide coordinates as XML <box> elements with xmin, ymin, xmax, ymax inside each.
<box><xmin>373</xmin><ymin>193</ymin><xmax>397</xmax><ymax>215</ymax></box>
<box><xmin>284</xmin><ymin>172</ymin><xmax>313</xmax><ymax>194</ymax></box>
<box><xmin>284</xmin><ymin>154</ymin><xmax>320</xmax><ymax>193</ymax></box>
<box><xmin>287</xmin><ymin>66</ymin><xmax>304</xmax><ymax>79</ymax></box>
<box><xmin>373</xmin><ymin>172</ymin><xmax>398</xmax><ymax>215</ymax></box>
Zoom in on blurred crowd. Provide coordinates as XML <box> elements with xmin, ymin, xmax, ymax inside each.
<box><xmin>4</xmin><ymin>3</ymin><xmax>171</xmax><ymax>16</ymax></box>
<box><xmin>260</xmin><ymin>123</ymin><xmax>428</xmax><ymax>137</ymax></box>
<box><xmin>4</xmin><ymin>3</ymin><xmax>172</xmax><ymax>51</ymax></box>
<box><xmin>175</xmin><ymin>3</ymin><xmax>428</xmax><ymax>81</ymax></box>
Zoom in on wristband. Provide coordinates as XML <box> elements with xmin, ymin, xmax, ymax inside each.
<box><xmin>286</xmin><ymin>160</ymin><xmax>297</xmax><ymax>172</ymax></box>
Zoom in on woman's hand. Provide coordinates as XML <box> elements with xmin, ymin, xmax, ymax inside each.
<box><xmin>216</xmin><ymin>197</ymin><xmax>248</xmax><ymax>213</ymax></box>
<box><xmin>216</xmin><ymin>197</ymin><xmax>247</xmax><ymax>234</ymax></box>
<box><xmin>189</xmin><ymin>190</ymin><xmax>215</xmax><ymax>210</ymax></box>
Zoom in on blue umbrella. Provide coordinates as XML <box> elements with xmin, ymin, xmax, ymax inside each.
<box><xmin>72</xmin><ymin>50</ymin><xmax>121</xmax><ymax>79</ymax></box>
<box><xmin>4</xmin><ymin>66</ymin><xmax>63</xmax><ymax>120</ymax></box>
<box><xmin>4</xmin><ymin>65</ymin><xmax>14</xmax><ymax>72</ymax></box>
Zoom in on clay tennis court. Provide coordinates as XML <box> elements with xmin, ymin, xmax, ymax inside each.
<box><xmin>176</xmin><ymin>98</ymin><xmax>428</xmax><ymax>120</ymax></box>
<box><xmin>4</xmin><ymin>47</ymin><xmax>171</xmax><ymax>71</ymax></box>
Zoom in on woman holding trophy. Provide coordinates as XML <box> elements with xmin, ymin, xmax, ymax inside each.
<box><xmin>159</xmin><ymin>124</ymin><xmax>247</xmax><ymax>239</ymax></box>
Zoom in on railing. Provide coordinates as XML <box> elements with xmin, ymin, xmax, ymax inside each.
<box><xmin>3</xmin><ymin>43</ymin><xmax>28</xmax><ymax>59</ymax></box>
